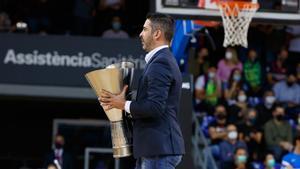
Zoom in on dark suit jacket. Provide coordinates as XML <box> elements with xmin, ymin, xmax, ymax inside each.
<box><xmin>44</xmin><ymin>150</ymin><xmax>73</xmax><ymax>169</ymax></box>
<box><xmin>130</xmin><ymin>47</ymin><xmax>185</xmax><ymax>158</ymax></box>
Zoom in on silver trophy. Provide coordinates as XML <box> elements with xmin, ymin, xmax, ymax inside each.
<box><xmin>85</xmin><ymin>62</ymin><xmax>134</xmax><ymax>158</ymax></box>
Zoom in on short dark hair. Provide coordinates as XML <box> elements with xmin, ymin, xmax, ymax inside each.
<box><xmin>146</xmin><ymin>13</ymin><xmax>175</xmax><ymax>42</ymax></box>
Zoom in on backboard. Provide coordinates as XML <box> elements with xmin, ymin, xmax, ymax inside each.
<box><xmin>153</xmin><ymin>0</ymin><xmax>300</xmax><ymax>24</ymax></box>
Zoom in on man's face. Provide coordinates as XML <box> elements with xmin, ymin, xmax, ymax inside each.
<box><xmin>139</xmin><ymin>19</ymin><xmax>155</xmax><ymax>52</ymax></box>
<box><xmin>215</xmin><ymin>106</ymin><xmax>226</xmax><ymax>123</ymax></box>
<box><xmin>55</xmin><ymin>135</ymin><xmax>65</xmax><ymax>145</ymax></box>
<box><xmin>287</xmin><ymin>74</ymin><xmax>296</xmax><ymax>85</ymax></box>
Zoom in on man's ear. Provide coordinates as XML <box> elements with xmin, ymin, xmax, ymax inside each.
<box><xmin>154</xmin><ymin>30</ymin><xmax>162</xmax><ymax>40</ymax></box>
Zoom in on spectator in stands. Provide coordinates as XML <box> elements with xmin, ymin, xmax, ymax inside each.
<box><xmin>47</xmin><ymin>163</ymin><xmax>58</xmax><ymax>169</ymax></box>
<box><xmin>219</xmin><ymin>124</ymin><xmax>247</xmax><ymax>169</ymax></box>
<box><xmin>273</xmin><ymin>70</ymin><xmax>300</xmax><ymax>116</ymax></box>
<box><xmin>297</xmin><ymin>62</ymin><xmax>300</xmax><ymax>84</ymax></box>
<box><xmin>227</xmin><ymin>90</ymin><xmax>249</xmax><ymax>123</ymax></box>
<box><xmin>263</xmin><ymin>153</ymin><xmax>280</xmax><ymax>169</ymax></box>
<box><xmin>244</xmin><ymin>49</ymin><xmax>263</xmax><ymax>98</ymax></box>
<box><xmin>208</xmin><ymin>105</ymin><xmax>228</xmax><ymax>158</ymax></box>
<box><xmin>0</xmin><ymin>12</ymin><xmax>11</xmax><ymax>32</ymax></box>
<box><xmin>238</xmin><ymin>108</ymin><xmax>263</xmax><ymax>161</ymax></box>
<box><xmin>102</xmin><ymin>16</ymin><xmax>129</xmax><ymax>39</ymax></box>
<box><xmin>217</xmin><ymin>47</ymin><xmax>243</xmax><ymax>86</ymax></box>
<box><xmin>44</xmin><ymin>134</ymin><xmax>73</xmax><ymax>169</ymax></box>
<box><xmin>192</xmin><ymin>47</ymin><xmax>211</xmax><ymax>78</ymax></box>
<box><xmin>266</xmin><ymin>47</ymin><xmax>289</xmax><ymax>85</ymax></box>
<box><xmin>256</xmin><ymin>90</ymin><xmax>277</xmax><ymax>126</ymax></box>
<box><xmin>73</xmin><ymin>0</ymin><xmax>96</xmax><ymax>35</ymax></box>
<box><xmin>281</xmin><ymin>135</ymin><xmax>300</xmax><ymax>169</ymax></box>
<box><xmin>233</xmin><ymin>147</ymin><xmax>253</xmax><ymax>169</ymax></box>
<box><xmin>26</xmin><ymin>0</ymin><xmax>50</xmax><ymax>34</ymax></box>
<box><xmin>264</xmin><ymin>105</ymin><xmax>293</xmax><ymax>161</ymax></box>
<box><xmin>194</xmin><ymin>66</ymin><xmax>222</xmax><ymax>114</ymax></box>
<box><xmin>224</xmin><ymin>68</ymin><xmax>245</xmax><ymax>103</ymax></box>
<box><xmin>286</xmin><ymin>25</ymin><xmax>300</xmax><ymax>68</ymax></box>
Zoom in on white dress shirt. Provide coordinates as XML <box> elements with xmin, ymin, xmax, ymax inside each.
<box><xmin>124</xmin><ymin>45</ymin><xmax>169</xmax><ymax>114</ymax></box>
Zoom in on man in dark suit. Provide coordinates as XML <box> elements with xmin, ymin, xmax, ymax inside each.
<box><xmin>44</xmin><ymin>134</ymin><xmax>73</xmax><ymax>169</ymax></box>
<box><xmin>100</xmin><ymin>13</ymin><xmax>185</xmax><ymax>169</ymax></box>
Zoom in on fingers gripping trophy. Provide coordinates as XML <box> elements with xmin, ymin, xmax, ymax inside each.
<box><xmin>85</xmin><ymin>62</ymin><xmax>134</xmax><ymax>158</ymax></box>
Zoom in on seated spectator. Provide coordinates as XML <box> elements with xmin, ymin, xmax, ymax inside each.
<box><xmin>224</xmin><ymin>68</ymin><xmax>246</xmax><ymax>103</ymax></box>
<box><xmin>102</xmin><ymin>16</ymin><xmax>129</xmax><ymax>39</ymax></box>
<box><xmin>238</xmin><ymin>108</ymin><xmax>263</xmax><ymax>161</ymax></box>
<box><xmin>0</xmin><ymin>12</ymin><xmax>11</xmax><ymax>32</ymax></box>
<box><xmin>190</xmin><ymin>47</ymin><xmax>211</xmax><ymax>78</ymax></box>
<box><xmin>73</xmin><ymin>0</ymin><xmax>95</xmax><ymax>35</ymax></box>
<box><xmin>44</xmin><ymin>134</ymin><xmax>73</xmax><ymax>169</ymax></box>
<box><xmin>297</xmin><ymin>62</ymin><xmax>300</xmax><ymax>84</ymax></box>
<box><xmin>256</xmin><ymin>90</ymin><xmax>277</xmax><ymax>126</ymax></box>
<box><xmin>281</xmin><ymin>135</ymin><xmax>300</xmax><ymax>169</ymax></box>
<box><xmin>264</xmin><ymin>105</ymin><xmax>293</xmax><ymax>161</ymax></box>
<box><xmin>227</xmin><ymin>90</ymin><xmax>249</xmax><ymax>123</ymax></box>
<box><xmin>262</xmin><ymin>153</ymin><xmax>281</xmax><ymax>169</ymax></box>
<box><xmin>207</xmin><ymin>105</ymin><xmax>228</xmax><ymax>157</ymax></box>
<box><xmin>244</xmin><ymin>49</ymin><xmax>263</xmax><ymax>97</ymax></box>
<box><xmin>194</xmin><ymin>66</ymin><xmax>222</xmax><ymax>114</ymax></box>
<box><xmin>266</xmin><ymin>47</ymin><xmax>289</xmax><ymax>85</ymax></box>
<box><xmin>219</xmin><ymin>124</ymin><xmax>247</xmax><ymax>169</ymax></box>
<box><xmin>273</xmin><ymin>70</ymin><xmax>300</xmax><ymax>116</ymax></box>
<box><xmin>217</xmin><ymin>47</ymin><xmax>243</xmax><ymax>86</ymax></box>
<box><xmin>233</xmin><ymin>147</ymin><xmax>253</xmax><ymax>169</ymax></box>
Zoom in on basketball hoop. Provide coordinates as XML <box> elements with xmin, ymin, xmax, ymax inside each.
<box><xmin>218</xmin><ymin>1</ymin><xmax>259</xmax><ymax>48</ymax></box>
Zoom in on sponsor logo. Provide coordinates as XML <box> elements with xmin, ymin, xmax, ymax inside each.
<box><xmin>3</xmin><ymin>49</ymin><xmax>146</xmax><ymax>69</ymax></box>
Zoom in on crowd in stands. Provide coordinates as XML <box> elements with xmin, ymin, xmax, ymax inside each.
<box><xmin>0</xmin><ymin>0</ymin><xmax>148</xmax><ymax>38</ymax></box>
<box><xmin>192</xmin><ymin>24</ymin><xmax>300</xmax><ymax>169</ymax></box>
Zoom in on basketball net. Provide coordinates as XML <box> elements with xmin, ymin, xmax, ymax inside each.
<box><xmin>218</xmin><ymin>1</ymin><xmax>259</xmax><ymax>48</ymax></box>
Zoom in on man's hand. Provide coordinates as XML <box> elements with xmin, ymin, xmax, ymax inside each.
<box><xmin>99</xmin><ymin>85</ymin><xmax>128</xmax><ymax>111</ymax></box>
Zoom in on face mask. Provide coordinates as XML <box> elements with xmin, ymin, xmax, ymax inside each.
<box><xmin>267</xmin><ymin>159</ymin><xmax>275</xmax><ymax>167</ymax></box>
<box><xmin>249</xmin><ymin>117</ymin><xmax>256</xmax><ymax>125</ymax></box>
<box><xmin>286</xmin><ymin>81</ymin><xmax>294</xmax><ymax>87</ymax></box>
<box><xmin>225</xmin><ymin>51</ymin><xmax>233</xmax><ymax>60</ymax></box>
<box><xmin>275</xmin><ymin>114</ymin><xmax>284</xmax><ymax>121</ymax></box>
<box><xmin>228</xmin><ymin>131</ymin><xmax>238</xmax><ymax>140</ymax></box>
<box><xmin>55</xmin><ymin>142</ymin><xmax>63</xmax><ymax>149</ymax></box>
<box><xmin>238</xmin><ymin>95</ymin><xmax>247</xmax><ymax>102</ymax></box>
<box><xmin>236</xmin><ymin>155</ymin><xmax>247</xmax><ymax>164</ymax></box>
<box><xmin>217</xmin><ymin>113</ymin><xmax>226</xmax><ymax>120</ymax></box>
<box><xmin>208</xmin><ymin>72</ymin><xmax>215</xmax><ymax>79</ymax></box>
<box><xmin>112</xmin><ymin>22</ymin><xmax>121</xmax><ymax>30</ymax></box>
<box><xmin>233</xmin><ymin>75</ymin><xmax>241</xmax><ymax>81</ymax></box>
<box><xmin>265</xmin><ymin>96</ymin><xmax>276</xmax><ymax>105</ymax></box>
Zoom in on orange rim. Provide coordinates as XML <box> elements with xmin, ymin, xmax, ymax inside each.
<box><xmin>218</xmin><ymin>1</ymin><xmax>259</xmax><ymax>16</ymax></box>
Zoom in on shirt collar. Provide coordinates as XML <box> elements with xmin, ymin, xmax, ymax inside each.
<box><xmin>145</xmin><ymin>45</ymin><xmax>169</xmax><ymax>63</ymax></box>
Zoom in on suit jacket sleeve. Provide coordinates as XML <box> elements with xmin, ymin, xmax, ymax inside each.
<box><xmin>130</xmin><ymin>60</ymin><xmax>172</xmax><ymax>119</ymax></box>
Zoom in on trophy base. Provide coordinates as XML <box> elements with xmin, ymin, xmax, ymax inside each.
<box><xmin>111</xmin><ymin>121</ymin><xmax>132</xmax><ymax>158</ymax></box>
<box><xmin>113</xmin><ymin>145</ymin><xmax>132</xmax><ymax>158</ymax></box>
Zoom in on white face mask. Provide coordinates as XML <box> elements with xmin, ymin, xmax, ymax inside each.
<box><xmin>228</xmin><ymin>131</ymin><xmax>238</xmax><ymax>140</ymax></box>
<box><xmin>265</xmin><ymin>96</ymin><xmax>276</xmax><ymax>104</ymax></box>
<box><xmin>238</xmin><ymin>95</ymin><xmax>247</xmax><ymax>102</ymax></box>
<box><xmin>208</xmin><ymin>72</ymin><xmax>215</xmax><ymax>79</ymax></box>
<box><xmin>225</xmin><ymin>51</ymin><xmax>233</xmax><ymax>60</ymax></box>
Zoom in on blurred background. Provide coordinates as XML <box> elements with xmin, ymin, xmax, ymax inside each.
<box><xmin>0</xmin><ymin>0</ymin><xmax>300</xmax><ymax>169</ymax></box>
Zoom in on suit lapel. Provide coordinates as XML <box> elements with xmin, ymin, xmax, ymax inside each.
<box><xmin>136</xmin><ymin>48</ymin><xmax>168</xmax><ymax>99</ymax></box>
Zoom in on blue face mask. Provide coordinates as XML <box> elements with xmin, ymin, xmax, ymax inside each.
<box><xmin>112</xmin><ymin>22</ymin><xmax>121</xmax><ymax>30</ymax></box>
<box><xmin>233</xmin><ymin>74</ymin><xmax>241</xmax><ymax>81</ymax></box>
<box><xmin>267</xmin><ymin>159</ymin><xmax>275</xmax><ymax>167</ymax></box>
<box><xmin>236</xmin><ymin>155</ymin><xmax>247</xmax><ymax>164</ymax></box>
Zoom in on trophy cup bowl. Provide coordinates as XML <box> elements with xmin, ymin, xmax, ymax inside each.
<box><xmin>85</xmin><ymin>63</ymin><xmax>134</xmax><ymax>158</ymax></box>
